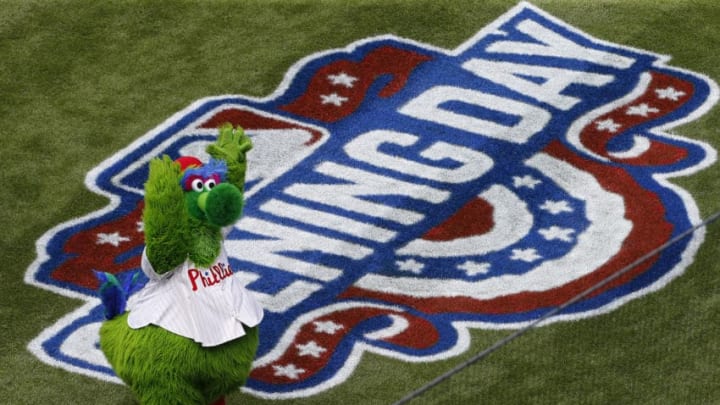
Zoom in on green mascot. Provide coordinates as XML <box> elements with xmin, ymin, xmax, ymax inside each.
<box><xmin>95</xmin><ymin>124</ymin><xmax>263</xmax><ymax>405</ymax></box>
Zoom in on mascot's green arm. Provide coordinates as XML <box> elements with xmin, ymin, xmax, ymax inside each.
<box><xmin>143</xmin><ymin>156</ymin><xmax>190</xmax><ymax>274</ymax></box>
<box><xmin>206</xmin><ymin>123</ymin><xmax>252</xmax><ymax>192</ymax></box>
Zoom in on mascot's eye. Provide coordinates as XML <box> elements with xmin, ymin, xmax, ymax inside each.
<box><xmin>204</xmin><ymin>178</ymin><xmax>217</xmax><ymax>190</ymax></box>
<box><xmin>191</xmin><ymin>178</ymin><xmax>205</xmax><ymax>192</ymax></box>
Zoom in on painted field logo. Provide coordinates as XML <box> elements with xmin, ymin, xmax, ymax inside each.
<box><xmin>26</xmin><ymin>2</ymin><xmax>718</xmax><ymax>399</ymax></box>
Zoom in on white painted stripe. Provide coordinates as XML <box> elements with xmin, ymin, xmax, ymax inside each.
<box><xmin>396</xmin><ymin>184</ymin><xmax>532</xmax><ymax>257</ymax></box>
<box><xmin>364</xmin><ymin>314</ymin><xmax>410</xmax><ymax>341</ymax></box>
<box><xmin>260</xmin><ymin>199</ymin><xmax>396</xmax><ymax>243</ymax></box>
<box><xmin>607</xmin><ymin>135</ymin><xmax>652</xmax><ymax>159</ymax></box>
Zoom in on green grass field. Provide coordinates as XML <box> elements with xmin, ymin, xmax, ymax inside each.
<box><xmin>2</xmin><ymin>1</ymin><xmax>720</xmax><ymax>403</ymax></box>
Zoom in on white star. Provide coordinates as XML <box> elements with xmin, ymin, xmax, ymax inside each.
<box><xmin>272</xmin><ymin>364</ymin><xmax>305</xmax><ymax>380</ymax></box>
<box><xmin>313</xmin><ymin>320</ymin><xmax>344</xmax><ymax>335</ymax></box>
<box><xmin>595</xmin><ymin>118</ymin><xmax>621</xmax><ymax>133</ymax></box>
<box><xmin>655</xmin><ymin>86</ymin><xmax>685</xmax><ymax>101</ymax></box>
<box><xmin>136</xmin><ymin>221</ymin><xmax>144</xmax><ymax>233</ymax></box>
<box><xmin>513</xmin><ymin>175</ymin><xmax>541</xmax><ymax>189</ymax></box>
<box><xmin>457</xmin><ymin>261</ymin><xmax>491</xmax><ymax>277</ymax></box>
<box><xmin>320</xmin><ymin>93</ymin><xmax>348</xmax><ymax>106</ymax></box>
<box><xmin>296</xmin><ymin>341</ymin><xmax>327</xmax><ymax>358</ymax></box>
<box><xmin>510</xmin><ymin>248</ymin><xmax>542</xmax><ymax>262</ymax></box>
<box><xmin>96</xmin><ymin>232</ymin><xmax>130</xmax><ymax>247</ymax></box>
<box><xmin>626</xmin><ymin>103</ymin><xmax>660</xmax><ymax>117</ymax></box>
<box><xmin>327</xmin><ymin>72</ymin><xmax>358</xmax><ymax>88</ymax></box>
<box><xmin>538</xmin><ymin>226</ymin><xmax>575</xmax><ymax>242</ymax></box>
<box><xmin>539</xmin><ymin>200</ymin><xmax>573</xmax><ymax>215</ymax></box>
<box><xmin>396</xmin><ymin>258</ymin><xmax>424</xmax><ymax>274</ymax></box>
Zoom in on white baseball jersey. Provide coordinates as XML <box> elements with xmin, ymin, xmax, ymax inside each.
<box><xmin>127</xmin><ymin>245</ymin><xmax>264</xmax><ymax>347</ymax></box>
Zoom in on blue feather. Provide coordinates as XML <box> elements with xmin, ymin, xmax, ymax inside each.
<box><xmin>94</xmin><ymin>270</ymin><xmax>140</xmax><ymax>320</ymax></box>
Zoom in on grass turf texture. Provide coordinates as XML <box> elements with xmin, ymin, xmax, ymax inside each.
<box><xmin>1</xmin><ymin>0</ymin><xmax>719</xmax><ymax>403</ymax></box>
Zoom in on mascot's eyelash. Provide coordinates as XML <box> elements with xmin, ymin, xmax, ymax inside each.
<box><xmin>180</xmin><ymin>158</ymin><xmax>228</xmax><ymax>188</ymax></box>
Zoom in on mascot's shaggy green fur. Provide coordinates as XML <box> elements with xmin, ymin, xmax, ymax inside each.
<box><xmin>100</xmin><ymin>314</ymin><xmax>258</xmax><ymax>404</ymax></box>
<box><xmin>97</xmin><ymin>124</ymin><xmax>262</xmax><ymax>405</ymax></box>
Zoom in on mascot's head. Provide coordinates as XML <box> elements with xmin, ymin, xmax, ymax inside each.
<box><xmin>176</xmin><ymin>156</ymin><xmax>244</xmax><ymax>227</ymax></box>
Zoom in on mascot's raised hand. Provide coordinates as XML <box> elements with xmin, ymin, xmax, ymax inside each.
<box><xmin>96</xmin><ymin>124</ymin><xmax>263</xmax><ymax>405</ymax></box>
<box><xmin>207</xmin><ymin>122</ymin><xmax>253</xmax><ymax>190</ymax></box>
<box><xmin>142</xmin><ymin>155</ymin><xmax>191</xmax><ymax>273</ymax></box>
